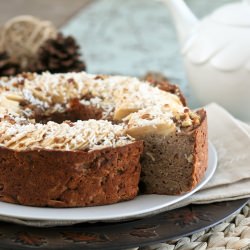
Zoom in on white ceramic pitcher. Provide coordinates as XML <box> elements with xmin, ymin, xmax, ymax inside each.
<box><xmin>161</xmin><ymin>0</ymin><xmax>250</xmax><ymax>121</ymax></box>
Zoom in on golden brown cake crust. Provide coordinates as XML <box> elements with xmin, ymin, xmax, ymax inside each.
<box><xmin>0</xmin><ymin>141</ymin><xmax>143</xmax><ymax>207</ymax></box>
<box><xmin>190</xmin><ymin>109</ymin><xmax>208</xmax><ymax>191</ymax></box>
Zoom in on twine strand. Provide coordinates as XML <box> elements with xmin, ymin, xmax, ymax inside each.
<box><xmin>0</xmin><ymin>15</ymin><xmax>57</xmax><ymax>68</ymax></box>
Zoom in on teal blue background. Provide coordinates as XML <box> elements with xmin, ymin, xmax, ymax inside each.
<box><xmin>62</xmin><ymin>0</ymin><xmax>237</xmax><ymax>107</ymax></box>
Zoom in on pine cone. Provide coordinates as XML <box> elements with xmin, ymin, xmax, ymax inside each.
<box><xmin>0</xmin><ymin>51</ymin><xmax>21</xmax><ymax>77</ymax></box>
<box><xmin>31</xmin><ymin>33</ymin><xmax>86</xmax><ymax>73</ymax></box>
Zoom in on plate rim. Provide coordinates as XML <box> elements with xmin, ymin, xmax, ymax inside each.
<box><xmin>0</xmin><ymin>141</ymin><xmax>217</xmax><ymax>222</ymax></box>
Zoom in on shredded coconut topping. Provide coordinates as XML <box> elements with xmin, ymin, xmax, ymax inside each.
<box><xmin>0</xmin><ymin>72</ymin><xmax>200</xmax><ymax>151</ymax></box>
<box><xmin>0</xmin><ymin>117</ymin><xmax>133</xmax><ymax>151</ymax></box>
<box><xmin>0</xmin><ymin>72</ymin><xmax>185</xmax><ymax>116</ymax></box>
<box><xmin>1</xmin><ymin>72</ymin><xmax>184</xmax><ymax>117</ymax></box>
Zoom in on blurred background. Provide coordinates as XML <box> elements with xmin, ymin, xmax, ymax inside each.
<box><xmin>0</xmin><ymin>0</ymin><xmax>237</xmax><ymax>106</ymax></box>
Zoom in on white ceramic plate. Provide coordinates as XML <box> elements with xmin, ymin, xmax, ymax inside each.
<box><xmin>0</xmin><ymin>141</ymin><xmax>217</xmax><ymax>222</ymax></box>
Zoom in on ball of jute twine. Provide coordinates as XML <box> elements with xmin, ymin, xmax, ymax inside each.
<box><xmin>0</xmin><ymin>15</ymin><xmax>57</xmax><ymax>68</ymax></box>
<box><xmin>128</xmin><ymin>202</ymin><xmax>250</xmax><ymax>250</ymax></box>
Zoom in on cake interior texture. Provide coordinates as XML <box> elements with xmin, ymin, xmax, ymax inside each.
<box><xmin>139</xmin><ymin>110</ymin><xmax>207</xmax><ymax>194</ymax></box>
<box><xmin>0</xmin><ymin>72</ymin><xmax>208</xmax><ymax>207</ymax></box>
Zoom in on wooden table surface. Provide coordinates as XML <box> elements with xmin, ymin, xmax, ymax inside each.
<box><xmin>0</xmin><ymin>0</ymin><xmax>92</xmax><ymax>27</ymax></box>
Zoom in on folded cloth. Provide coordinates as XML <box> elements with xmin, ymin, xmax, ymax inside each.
<box><xmin>0</xmin><ymin>103</ymin><xmax>249</xmax><ymax>227</ymax></box>
<box><xmin>204</xmin><ymin>103</ymin><xmax>250</xmax><ymax>188</ymax></box>
<box><xmin>162</xmin><ymin>103</ymin><xmax>250</xmax><ymax>211</ymax></box>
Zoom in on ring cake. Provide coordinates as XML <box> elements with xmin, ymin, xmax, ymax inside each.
<box><xmin>0</xmin><ymin>72</ymin><xmax>208</xmax><ymax>207</ymax></box>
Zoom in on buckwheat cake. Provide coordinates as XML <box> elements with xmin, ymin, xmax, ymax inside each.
<box><xmin>0</xmin><ymin>72</ymin><xmax>208</xmax><ymax>207</ymax></box>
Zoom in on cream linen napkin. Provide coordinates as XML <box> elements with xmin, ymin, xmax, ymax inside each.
<box><xmin>158</xmin><ymin>103</ymin><xmax>250</xmax><ymax>211</ymax></box>
<box><xmin>0</xmin><ymin>103</ymin><xmax>249</xmax><ymax>227</ymax></box>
